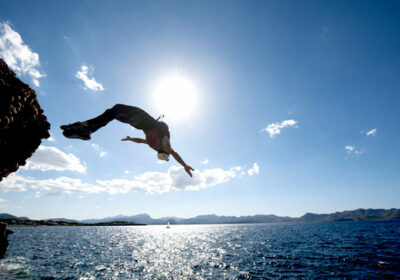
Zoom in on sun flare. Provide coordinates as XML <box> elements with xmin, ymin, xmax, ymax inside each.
<box><xmin>154</xmin><ymin>75</ymin><xmax>197</xmax><ymax>121</ymax></box>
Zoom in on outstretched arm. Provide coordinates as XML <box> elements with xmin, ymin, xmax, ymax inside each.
<box><xmin>121</xmin><ymin>136</ymin><xmax>147</xmax><ymax>144</ymax></box>
<box><xmin>170</xmin><ymin>149</ymin><xmax>194</xmax><ymax>177</ymax></box>
<box><xmin>162</xmin><ymin>137</ymin><xmax>194</xmax><ymax>177</ymax></box>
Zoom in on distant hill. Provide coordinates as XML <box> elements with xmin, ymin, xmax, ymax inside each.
<box><xmin>45</xmin><ymin>218</ymin><xmax>80</xmax><ymax>223</ymax></box>
<box><xmin>2</xmin><ymin>208</ymin><xmax>399</xmax><ymax>225</ymax></box>
<box><xmin>297</xmin><ymin>208</ymin><xmax>400</xmax><ymax>222</ymax></box>
<box><xmin>74</xmin><ymin>208</ymin><xmax>400</xmax><ymax>225</ymax></box>
<box><xmin>0</xmin><ymin>213</ymin><xmax>29</xmax><ymax>220</ymax></box>
<box><xmin>81</xmin><ymin>213</ymin><xmax>171</xmax><ymax>225</ymax></box>
<box><xmin>79</xmin><ymin>213</ymin><xmax>294</xmax><ymax>225</ymax></box>
<box><xmin>178</xmin><ymin>214</ymin><xmax>293</xmax><ymax>224</ymax></box>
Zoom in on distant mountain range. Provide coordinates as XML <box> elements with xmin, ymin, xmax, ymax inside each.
<box><xmin>2</xmin><ymin>208</ymin><xmax>398</xmax><ymax>225</ymax></box>
<box><xmin>0</xmin><ymin>214</ymin><xmax>29</xmax><ymax>220</ymax></box>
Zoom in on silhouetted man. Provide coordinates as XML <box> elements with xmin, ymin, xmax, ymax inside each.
<box><xmin>61</xmin><ymin>104</ymin><xmax>194</xmax><ymax>177</ymax></box>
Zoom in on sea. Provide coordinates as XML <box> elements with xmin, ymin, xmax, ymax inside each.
<box><xmin>0</xmin><ymin>221</ymin><xmax>399</xmax><ymax>279</ymax></box>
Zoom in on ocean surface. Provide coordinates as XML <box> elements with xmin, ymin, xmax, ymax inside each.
<box><xmin>0</xmin><ymin>221</ymin><xmax>399</xmax><ymax>279</ymax></box>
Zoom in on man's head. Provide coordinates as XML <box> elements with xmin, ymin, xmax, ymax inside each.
<box><xmin>158</xmin><ymin>152</ymin><xmax>170</xmax><ymax>161</ymax></box>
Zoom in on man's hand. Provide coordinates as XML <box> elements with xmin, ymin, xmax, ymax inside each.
<box><xmin>184</xmin><ymin>165</ymin><xmax>194</xmax><ymax>177</ymax></box>
<box><xmin>160</xmin><ymin>136</ymin><xmax>194</xmax><ymax>177</ymax></box>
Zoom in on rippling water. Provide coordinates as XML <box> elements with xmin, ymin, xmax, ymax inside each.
<box><xmin>1</xmin><ymin>221</ymin><xmax>399</xmax><ymax>279</ymax></box>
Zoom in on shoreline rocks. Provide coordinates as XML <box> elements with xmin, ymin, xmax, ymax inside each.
<box><xmin>0</xmin><ymin>223</ymin><xmax>13</xmax><ymax>259</ymax></box>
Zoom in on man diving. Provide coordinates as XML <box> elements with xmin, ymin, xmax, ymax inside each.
<box><xmin>60</xmin><ymin>104</ymin><xmax>194</xmax><ymax>177</ymax></box>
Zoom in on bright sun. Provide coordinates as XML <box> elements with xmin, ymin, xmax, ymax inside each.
<box><xmin>154</xmin><ymin>75</ymin><xmax>197</xmax><ymax>121</ymax></box>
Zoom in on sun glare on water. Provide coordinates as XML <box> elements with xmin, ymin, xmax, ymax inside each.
<box><xmin>154</xmin><ymin>75</ymin><xmax>197</xmax><ymax>121</ymax></box>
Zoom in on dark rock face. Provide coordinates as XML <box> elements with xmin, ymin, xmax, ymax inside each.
<box><xmin>0</xmin><ymin>222</ymin><xmax>13</xmax><ymax>259</ymax></box>
<box><xmin>0</xmin><ymin>58</ymin><xmax>50</xmax><ymax>181</ymax></box>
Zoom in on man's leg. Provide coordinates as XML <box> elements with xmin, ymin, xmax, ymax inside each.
<box><xmin>83</xmin><ymin>107</ymin><xmax>117</xmax><ymax>133</ymax></box>
<box><xmin>84</xmin><ymin>104</ymin><xmax>148</xmax><ymax>131</ymax></box>
<box><xmin>61</xmin><ymin>104</ymin><xmax>147</xmax><ymax>140</ymax></box>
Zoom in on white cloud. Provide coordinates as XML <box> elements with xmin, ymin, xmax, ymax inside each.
<box><xmin>345</xmin><ymin>145</ymin><xmax>364</xmax><ymax>155</ymax></box>
<box><xmin>247</xmin><ymin>163</ymin><xmax>260</xmax><ymax>176</ymax></box>
<box><xmin>1</xmin><ymin>163</ymin><xmax>258</xmax><ymax>195</ymax></box>
<box><xmin>200</xmin><ymin>159</ymin><xmax>209</xmax><ymax>165</ymax></box>
<box><xmin>98</xmin><ymin>174</ymin><xmax>169</xmax><ymax>195</ymax></box>
<box><xmin>47</xmin><ymin>133</ymin><xmax>55</xmax><ymax>142</ymax></box>
<box><xmin>0</xmin><ymin>174</ymin><xmax>103</xmax><ymax>195</ymax></box>
<box><xmin>124</xmin><ymin>170</ymin><xmax>130</xmax><ymax>175</ymax></box>
<box><xmin>91</xmin><ymin>143</ymin><xmax>107</xmax><ymax>157</ymax></box>
<box><xmin>366</xmin><ymin>128</ymin><xmax>377</xmax><ymax>136</ymax></box>
<box><xmin>98</xmin><ymin>164</ymin><xmax>258</xmax><ymax>194</ymax></box>
<box><xmin>262</xmin><ymin>119</ymin><xmax>298</xmax><ymax>138</ymax></box>
<box><xmin>91</xmin><ymin>143</ymin><xmax>100</xmax><ymax>150</ymax></box>
<box><xmin>354</xmin><ymin>149</ymin><xmax>364</xmax><ymax>155</ymax></box>
<box><xmin>0</xmin><ymin>22</ymin><xmax>45</xmax><ymax>86</ymax></box>
<box><xmin>76</xmin><ymin>65</ymin><xmax>104</xmax><ymax>91</ymax></box>
<box><xmin>24</xmin><ymin>145</ymin><xmax>86</xmax><ymax>173</ymax></box>
<box><xmin>0</xmin><ymin>198</ymin><xmax>5</xmax><ymax>208</ymax></box>
<box><xmin>345</xmin><ymin>145</ymin><xmax>355</xmax><ymax>153</ymax></box>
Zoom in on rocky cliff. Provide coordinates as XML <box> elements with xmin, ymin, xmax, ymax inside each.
<box><xmin>0</xmin><ymin>58</ymin><xmax>50</xmax><ymax>181</ymax></box>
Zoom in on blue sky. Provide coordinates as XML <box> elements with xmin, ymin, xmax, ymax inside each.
<box><xmin>0</xmin><ymin>0</ymin><xmax>399</xmax><ymax>220</ymax></box>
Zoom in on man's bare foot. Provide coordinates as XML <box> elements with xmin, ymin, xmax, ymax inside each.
<box><xmin>60</xmin><ymin>122</ymin><xmax>91</xmax><ymax>140</ymax></box>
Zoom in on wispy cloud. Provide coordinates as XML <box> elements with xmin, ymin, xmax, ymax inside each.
<box><xmin>366</xmin><ymin>128</ymin><xmax>377</xmax><ymax>136</ymax></box>
<box><xmin>200</xmin><ymin>159</ymin><xmax>209</xmax><ymax>165</ymax></box>
<box><xmin>0</xmin><ymin>174</ymin><xmax>102</xmax><ymax>195</ymax></box>
<box><xmin>262</xmin><ymin>119</ymin><xmax>298</xmax><ymax>138</ymax></box>
<box><xmin>97</xmin><ymin>165</ymin><xmax>242</xmax><ymax>194</ymax></box>
<box><xmin>91</xmin><ymin>143</ymin><xmax>107</xmax><ymax>157</ymax></box>
<box><xmin>1</xmin><ymin>163</ymin><xmax>259</xmax><ymax>195</ymax></box>
<box><xmin>23</xmin><ymin>145</ymin><xmax>86</xmax><ymax>173</ymax></box>
<box><xmin>0</xmin><ymin>22</ymin><xmax>45</xmax><ymax>86</ymax></box>
<box><xmin>91</xmin><ymin>143</ymin><xmax>100</xmax><ymax>150</ymax></box>
<box><xmin>345</xmin><ymin>145</ymin><xmax>364</xmax><ymax>155</ymax></box>
<box><xmin>247</xmin><ymin>163</ymin><xmax>260</xmax><ymax>176</ymax></box>
<box><xmin>345</xmin><ymin>145</ymin><xmax>355</xmax><ymax>153</ymax></box>
<box><xmin>47</xmin><ymin>133</ymin><xmax>55</xmax><ymax>142</ymax></box>
<box><xmin>76</xmin><ymin>65</ymin><xmax>104</xmax><ymax>91</ymax></box>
